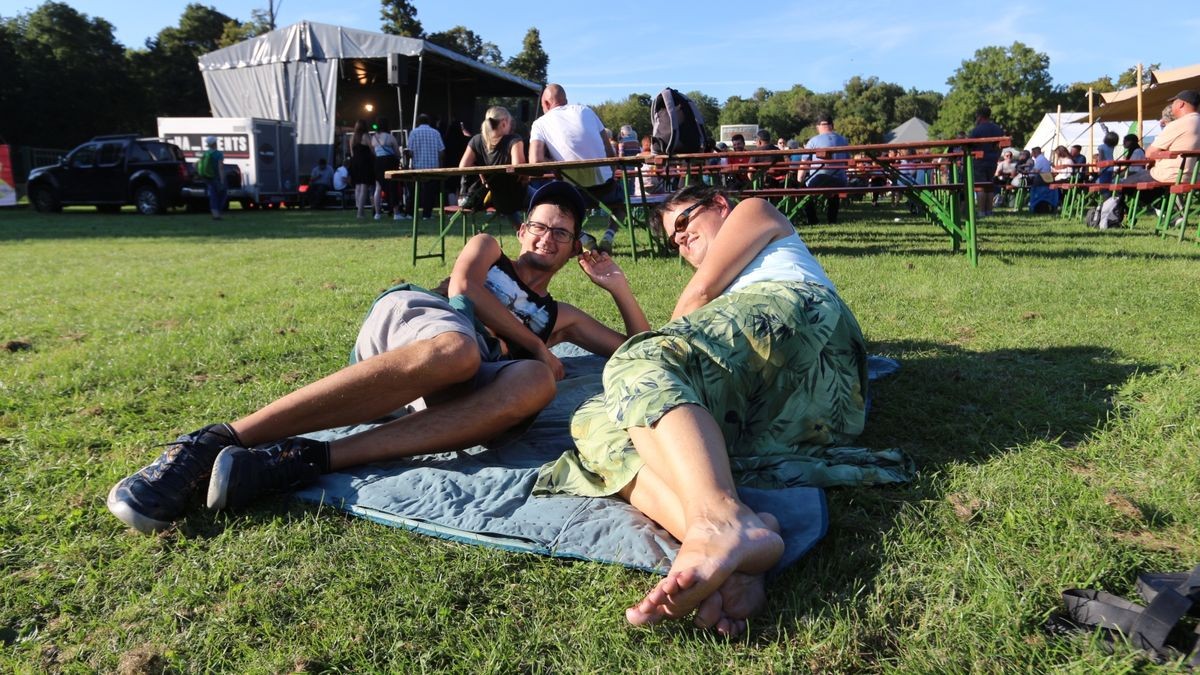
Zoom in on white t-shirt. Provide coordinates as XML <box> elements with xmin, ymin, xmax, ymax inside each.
<box><xmin>723</xmin><ymin>231</ymin><xmax>836</xmax><ymax>295</ymax></box>
<box><xmin>530</xmin><ymin>104</ymin><xmax>612</xmax><ymax>187</ymax></box>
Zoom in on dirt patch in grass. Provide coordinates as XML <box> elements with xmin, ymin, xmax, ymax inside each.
<box><xmin>117</xmin><ymin>647</ymin><xmax>169</xmax><ymax>675</ymax></box>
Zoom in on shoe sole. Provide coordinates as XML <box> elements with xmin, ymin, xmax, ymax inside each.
<box><xmin>206</xmin><ymin>446</ymin><xmax>237</xmax><ymax>510</ymax></box>
<box><xmin>106</xmin><ymin>482</ymin><xmax>172</xmax><ymax>534</ymax></box>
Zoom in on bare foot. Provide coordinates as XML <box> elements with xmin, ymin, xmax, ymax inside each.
<box><xmin>692</xmin><ymin>512</ymin><xmax>779</xmax><ymax>637</ymax></box>
<box><xmin>626</xmin><ymin>505</ymin><xmax>783</xmax><ymax>627</ymax></box>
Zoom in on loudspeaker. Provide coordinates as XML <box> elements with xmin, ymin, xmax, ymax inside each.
<box><xmin>387</xmin><ymin>54</ymin><xmax>409</xmax><ymax>86</ymax></box>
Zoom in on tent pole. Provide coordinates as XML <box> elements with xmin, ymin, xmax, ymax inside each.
<box><xmin>1137</xmin><ymin>63</ymin><xmax>1144</xmax><ymax>140</ymax></box>
<box><xmin>1087</xmin><ymin>88</ymin><xmax>1094</xmax><ymax>162</ymax></box>
<box><xmin>1056</xmin><ymin>105</ymin><xmax>1062</xmax><ymax>149</ymax></box>
<box><xmin>412</xmin><ymin>53</ymin><xmax>425</xmax><ymax>130</ymax></box>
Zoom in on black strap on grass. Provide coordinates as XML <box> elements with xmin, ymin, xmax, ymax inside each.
<box><xmin>1054</xmin><ymin>564</ymin><xmax>1200</xmax><ymax>667</ymax></box>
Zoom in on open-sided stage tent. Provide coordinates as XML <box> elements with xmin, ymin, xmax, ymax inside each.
<box><xmin>1025</xmin><ymin>113</ymin><xmax>1157</xmax><ymax>160</ymax></box>
<box><xmin>197</xmin><ymin>21</ymin><xmax>542</xmax><ymax>170</ymax></box>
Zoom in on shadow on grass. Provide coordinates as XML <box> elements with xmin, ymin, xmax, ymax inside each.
<box><xmin>0</xmin><ymin>210</ymin><xmax>452</xmax><ymax>242</ymax></box>
<box><xmin>766</xmin><ymin>339</ymin><xmax>1146</xmax><ymax>645</ymax></box>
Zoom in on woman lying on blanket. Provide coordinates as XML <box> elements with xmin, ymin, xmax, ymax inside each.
<box><xmin>536</xmin><ymin>185</ymin><xmax>884</xmax><ymax>636</ymax></box>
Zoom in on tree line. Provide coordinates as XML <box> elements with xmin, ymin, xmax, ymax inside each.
<box><xmin>0</xmin><ymin>1</ymin><xmax>1152</xmax><ymax>155</ymax></box>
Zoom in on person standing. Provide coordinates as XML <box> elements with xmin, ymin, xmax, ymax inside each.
<box><xmin>797</xmin><ymin>114</ymin><xmax>850</xmax><ymax>224</ymax></box>
<box><xmin>349</xmin><ymin>120</ymin><xmax>374</xmax><ymax>219</ymax></box>
<box><xmin>407</xmin><ymin>113</ymin><xmax>445</xmax><ymax>220</ymax></box>
<box><xmin>199</xmin><ymin>136</ymin><xmax>225</xmax><ymax>221</ymax></box>
<box><xmin>968</xmin><ymin>105</ymin><xmax>1005</xmax><ymax>217</ymax></box>
<box><xmin>371</xmin><ymin>119</ymin><xmax>402</xmax><ymax>220</ymax></box>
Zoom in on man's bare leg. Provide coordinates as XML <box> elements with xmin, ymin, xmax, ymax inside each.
<box><xmin>621</xmin><ymin>404</ymin><xmax>783</xmax><ymax>628</ymax></box>
<box><xmin>327</xmin><ymin>360</ymin><xmax>555</xmax><ymax>469</ymax></box>
<box><xmin>230</xmin><ymin>332</ymin><xmax>481</xmax><ymax>447</ymax></box>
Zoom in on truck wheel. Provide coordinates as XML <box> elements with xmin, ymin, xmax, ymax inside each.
<box><xmin>30</xmin><ymin>186</ymin><xmax>62</xmax><ymax>213</ymax></box>
<box><xmin>134</xmin><ymin>186</ymin><xmax>164</xmax><ymax>215</ymax></box>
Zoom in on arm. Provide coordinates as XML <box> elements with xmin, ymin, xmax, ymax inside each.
<box><xmin>671</xmin><ymin>197</ymin><xmax>792</xmax><ymax>320</ymax></box>
<box><xmin>549</xmin><ymin>251</ymin><xmax>650</xmax><ymax>356</ymax></box>
<box><xmin>600</xmin><ymin>129</ymin><xmax>615</xmax><ymax>158</ymax></box>
<box><xmin>529</xmin><ymin>139</ymin><xmax>547</xmax><ymax>164</ymax></box>
<box><xmin>447</xmin><ymin>234</ymin><xmax>566</xmax><ymax>378</ymax></box>
<box><xmin>510</xmin><ymin>139</ymin><xmax>531</xmax><ymax>185</ymax></box>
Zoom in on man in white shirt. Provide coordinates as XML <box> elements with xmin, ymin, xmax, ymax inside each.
<box><xmin>529</xmin><ymin>84</ymin><xmax>621</xmax><ymax>251</ymax></box>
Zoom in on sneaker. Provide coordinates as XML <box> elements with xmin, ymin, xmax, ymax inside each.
<box><xmin>373</xmin><ymin>213</ymin><xmax>382</xmax><ymax>221</ymax></box>
<box><xmin>598</xmin><ymin>236</ymin><xmax>614</xmax><ymax>255</ymax></box>
<box><xmin>106</xmin><ymin>423</ymin><xmax>240</xmax><ymax>533</ymax></box>
<box><xmin>206</xmin><ymin>437</ymin><xmax>326</xmax><ymax>510</ymax></box>
<box><xmin>393</xmin><ymin>212</ymin><xmax>408</xmax><ymax>221</ymax></box>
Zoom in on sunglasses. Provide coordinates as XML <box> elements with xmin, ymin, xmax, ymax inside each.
<box><xmin>522</xmin><ymin>221</ymin><xmax>575</xmax><ymax>244</ymax></box>
<box><xmin>668</xmin><ymin>200</ymin><xmax>711</xmax><ymax>248</ymax></box>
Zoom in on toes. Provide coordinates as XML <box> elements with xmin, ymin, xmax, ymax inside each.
<box><xmin>692</xmin><ymin>591</ymin><xmax>724</xmax><ymax>629</ymax></box>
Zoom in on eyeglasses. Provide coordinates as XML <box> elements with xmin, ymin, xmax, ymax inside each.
<box><xmin>668</xmin><ymin>200</ymin><xmax>711</xmax><ymax>247</ymax></box>
<box><xmin>522</xmin><ymin>221</ymin><xmax>575</xmax><ymax>244</ymax></box>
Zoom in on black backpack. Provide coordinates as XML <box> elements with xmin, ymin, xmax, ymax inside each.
<box><xmin>651</xmin><ymin>88</ymin><xmax>712</xmax><ymax>156</ymax></box>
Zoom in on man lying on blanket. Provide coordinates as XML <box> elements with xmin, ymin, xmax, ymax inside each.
<box><xmin>107</xmin><ymin>181</ymin><xmax>650</xmax><ymax>534</ymax></box>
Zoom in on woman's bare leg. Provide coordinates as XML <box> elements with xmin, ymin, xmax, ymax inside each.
<box><xmin>620</xmin><ymin>404</ymin><xmax>783</xmax><ymax>629</ymax></box>
<box><xmin>622</xmin><ymin>467</ymin><xmax>777</xmax><ymax>637</ymax></box>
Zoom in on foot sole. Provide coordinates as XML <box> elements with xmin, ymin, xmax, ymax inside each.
<box><xmin>206</xmin><ymin>447</ymin><xmax>237</xmax><ymax>510</ymax></box>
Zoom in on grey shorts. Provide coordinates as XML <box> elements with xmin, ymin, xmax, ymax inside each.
<box><xmin>353</xmin><ymin>290</ymin><xmax>519</xmax><ymax>412</ymax></box>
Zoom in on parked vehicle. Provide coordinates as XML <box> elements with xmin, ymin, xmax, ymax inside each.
<box><xmin>158</xmin><ymin>117</ymin><xmax>299</xmax><ymax>208</ymax></box>
<box><xmin>26</xmin><ymin>135</ymin><xmax>190</xmax><ymax>214</ymax></box>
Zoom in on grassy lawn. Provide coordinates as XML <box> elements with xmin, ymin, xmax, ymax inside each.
<box><xmin>2</xmin><ymin>201</ymin><xmax>1199</xmax><ymax>672</ymax></box>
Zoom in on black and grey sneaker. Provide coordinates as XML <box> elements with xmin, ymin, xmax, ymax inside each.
<box><xmin>206</xmin><ymin>437</ymin><xmax>325</xmax><ymax>510</ymax></box>
<box><xmin>106</xmin><ymin>423</ymin><xmax>240</xmax><ymax>533</ymax></box>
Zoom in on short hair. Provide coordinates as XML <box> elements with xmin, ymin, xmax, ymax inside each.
<box><xmin>755</xmin><ymin>129</ymin><xmax>771</xmax><ymax>143</ymax></box>
<box><xmin>731</xmin><ymin>134</ymin><xmax>745</xmax><ymax>142</ymax></box>
<box><xmin>976</xmin><ymin>105</ymin><xmax>991</xmax><ymax>119</ymax></box>
<box><xmin>416</xmin><ymin>113</ymin><xmax>431</xmax><ymax>126</ymax></box>
<box><xmin>1103</xmin><ymin>131</ymin><xmax>1119</xmax><ymax>146</ymax></box>
<box><xmin>816</xmin><ymin>113</ymin><xmax>833</xmax><ymax>125</ymax></box>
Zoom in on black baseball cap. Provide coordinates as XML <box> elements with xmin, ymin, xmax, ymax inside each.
<box><xmin>528</xmin><ymin>181</ymin><xmax>586</xmax><ymax>232</ymax></box>
<box><xmin>1169</xmin><ymin>89</ymin><xmax>1199</xmax><ymax>107</ymax></box>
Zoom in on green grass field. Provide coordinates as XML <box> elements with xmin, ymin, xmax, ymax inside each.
<box><xmin>2</xmin><ymin>201</ymin><xmax>1199</xmax><ymax>672</ymax></box>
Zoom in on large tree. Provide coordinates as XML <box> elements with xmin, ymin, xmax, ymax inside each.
<box><xmin>505</xmin><ymin>28</ymin><xmax>548</xmax><ymax>85</ymax></box>
<box><xmin>931</xmin><ymin>42</ymin><xmax>1056</xmax><ymax>145</ymax></box>
<box><xmin>426</xmin><ymin>26</ymin><xmax>501</xmax><ymax>66</ymax></box>
<box><xmin>218</xmin><ymin>9</ymin><xmax>272</xmax><ymax>48</ymax></box>
<box><xmin>380</xmin><ymin>0</ymin><xmax>422</xmax><ymax>38</ymax></box>
<box><xmin>127</xmin><ymin>4</ymin><xmax>234</xmax><ymax>131</ymax></box>
<box><xmin>2</xmin><ymin>2</ymin><xmax>138</xmax><ymax>147</ymax></box>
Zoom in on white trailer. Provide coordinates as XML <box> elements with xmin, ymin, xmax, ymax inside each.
<box><xmin>157</xmin><ymin>117</ymin><xmax>299</xmax><ymax>208</ymax></box>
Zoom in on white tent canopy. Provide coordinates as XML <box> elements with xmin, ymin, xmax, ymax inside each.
<box><xmin>197</xmin><ymin>21</ymin><xmax>541</xmax><ymax>170</ymax></box>
<box><xmin>885</xmin><ymin>117</ymin><xmax>930</xmax><ymax>144</ymax></box>
<box><xmin>1024</xmin><ymin>112</ymin><xmax>1158</xmax><ymax>160</ymax></box>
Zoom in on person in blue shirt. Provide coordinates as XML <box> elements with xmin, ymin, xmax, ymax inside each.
<box><xmin>797</xmin><ymin>113</ymin><xmax>850</xmax><ymax>224</ymax></box>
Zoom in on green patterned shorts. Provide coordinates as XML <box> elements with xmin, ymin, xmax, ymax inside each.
<box><xmin>535</xmin><ymin>281</ymin><xmax>912</xmax><ymax>497</ymax></box>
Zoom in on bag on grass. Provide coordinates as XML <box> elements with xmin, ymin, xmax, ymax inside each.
<box><xmin>1046</xmin><ymin>564</ymin><xmax>1200</xmax><ymax>667</ymax></box>
<box><xmin>1097</xmin><ymin>195</ymin><xmax>1124</xmax><ymax>230</ymax></box>
<box><xmin>196</xmin><ymin>150</ymin><xmax>217</xmax><ymax>179</ymax></box>
<box><xmin>651</xmin><ymin>87</ymin><xmax>712</xmax><ymax>156</ymax></box>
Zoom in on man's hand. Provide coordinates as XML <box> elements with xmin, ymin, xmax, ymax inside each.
<box><xmin>577</xmin><ymin>250</ymin><xmax>630</xmax><ymax>293</ymax></box>
<box><xmin>533</xmin><ymin>343</ymin><xmax>566</xmax><ymax>381</ymax></box>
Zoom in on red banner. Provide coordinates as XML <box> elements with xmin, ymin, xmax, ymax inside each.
<box><xmin>0</xmin><ymin>145</ymin><xmax>15</xmax><ymax>206</ymax></box>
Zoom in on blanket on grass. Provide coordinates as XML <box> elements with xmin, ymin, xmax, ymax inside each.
<box><xmin>293</xmin><ymin>345</ymin><xmax>904</xmax><ymax>575</ymax></box>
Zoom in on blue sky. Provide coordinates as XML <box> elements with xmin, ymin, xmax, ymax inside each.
<box><xmin>5</xmin><ymin>0</ymin><xmax>1199</xmax><ymax>106</ymax></box>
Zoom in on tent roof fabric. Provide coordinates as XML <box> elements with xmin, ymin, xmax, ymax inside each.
<box><xmin>1092</xmin><ymin>63</ymin><xmax>1200</xmax><ymax>121</ymax></box>
<box><xmin>197</xmin><ymin>21</ymin><xmax>540</xmax><ymax>94</ymax></box>
<box><xmin>885</xmin><ymin>117</ymin><xmax>929</xmax><ymax>143</ymax></box>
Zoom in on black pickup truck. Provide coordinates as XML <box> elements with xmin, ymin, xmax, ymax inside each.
<box><xmin>26</xmin><ymin>135</ymin><xmax>191</xmax><ymax>215</ymax></box>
